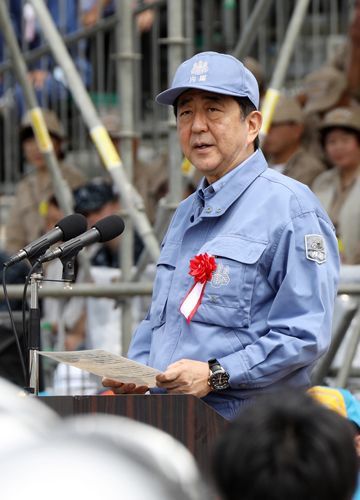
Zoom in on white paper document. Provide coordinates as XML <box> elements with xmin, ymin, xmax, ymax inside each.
<box><xmin>39</xmin><ymin>349</ymin><xmax>161</xmax><ymax>387</ymax></box>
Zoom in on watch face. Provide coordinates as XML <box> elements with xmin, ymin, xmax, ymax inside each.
<box><xmin>210</xmin><ymin>369</ymin><xmax>230</xmax><ymax>390</ymax></box>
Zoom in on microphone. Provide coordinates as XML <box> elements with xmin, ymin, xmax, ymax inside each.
<box><xmin>4</xmin><ymin>213</ymin><xmax>88</xmax><ymax>267</ymax></box>
<box><xmin>40</xmin><ymin>214</ymin><xmax>125</xmax><ymax>263</ymax></box>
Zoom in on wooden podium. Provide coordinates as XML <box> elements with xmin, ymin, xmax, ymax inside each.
<box><xmin>40</xmin><ymin>394</ymin><xmax>228</xmax><ymax>471</ymax></box>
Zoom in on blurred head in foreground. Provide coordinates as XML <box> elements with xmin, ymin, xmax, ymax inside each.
<box><xmin>212</xmin><ymin>391</ymin><xmax>358</xmax><ymax>500</ymax></box>
<box><xmin>0</xmin><ymin>408</ymin><xmax>207</xmax><ymax>500</ymax></box>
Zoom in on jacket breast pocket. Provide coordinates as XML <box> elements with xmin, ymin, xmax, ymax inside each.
<box><xmin>150</xmin><ymin>242</ymin><xmax>179</xmax><ymax>328</ymax></box>
<box><xmin>194</xmin><ymin>236</ymin><xmax>267</xmax><ymax>328</ymax></box>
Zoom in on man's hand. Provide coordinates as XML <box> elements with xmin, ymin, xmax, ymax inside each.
<box><xmin>101</xmin><ymin>377</ymin><xmax>148</xmax><ymax>394</ymax></box>
<box><xmin>156</xmin><ymin>359</ymin><xmax>211</xmax><ymax>398</ymax></box>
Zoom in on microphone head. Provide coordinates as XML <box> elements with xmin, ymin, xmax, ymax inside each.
<box><xmin>92</xmin><ymin>215</ymin><xmax>125</xmax><ymax>242</ymax></box>
<box><xmin>56</xmin><ymin>214</ymin><xmax>88</xmax><ymax>241</ymax></box>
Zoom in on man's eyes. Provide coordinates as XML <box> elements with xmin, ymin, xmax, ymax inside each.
<box><xmin>179</xmin><ymin>107</ymin><xmax>220</xmax><ymax>113</ymax></box>
<box><xmin>178</xmin><ymin>109</ymin><xmax>192</xmax><ymax>117</ymax></box>
<box><xmin>178</xmin><ymin>106</ymin><xmax>222</xmax><ymax>117</ymax></box>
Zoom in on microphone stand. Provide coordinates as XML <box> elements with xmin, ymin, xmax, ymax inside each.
<box><xmin>27</xmin><ymin>257</ymin><xmax>76</xmax><ymax>395</ymax></box>
<box><xmin>61</xmin><ymin>256</ymin><xmax>76</xmax><ymax>282</ymax></box>
<box><xmin>28</xmin><ymin>266</ymin><xmax>43</xmax><ymax>395</ymax></box>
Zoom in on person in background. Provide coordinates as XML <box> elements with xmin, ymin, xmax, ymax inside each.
<box><xmin>102</xmin><ymin>51</ymin><xmax>339</xmax><ymax>420</ymax></box>
<box><xmin>53</xmin><ymin>179</ymin><xmax>141</xmax><ymax>356</ymax></box>
<box><xmin>312</xmin><ymin>107</ymin><xmax>360</xmax><ymax>264</ymax></box>
<box><xmin>79</xmin><ymin>0</ymin><xmax>155</xmax><ymax>101</ymax></box>
<box><xmin>347</xmin><ymin>0</ymin><xmax>360</xmax><ymax>104</ymax></box>
<box><xmin>3</xmin><ymin>0</ymin><xmax>91</xmax><ymax>117</ymax></box>
<box><xmin>101</xmin><ymin>112</ymin><xmax>168</xmax><ymax>225</ymax></box>
<box><xmin>328</xmin><ymin>0</ymin><xmax>360</xmax><ymax>105</ymax></box>
<box><xmin>302</xmin><ymin>66</ymin><xmax>352</xmax><ymax>118</ymax></box>
<box><xmin>308</xmin><ymin>385</ymin><xmax>360</xmax><ymax>500</ymax></box>
<box><xmin>4</xmin><ymin>108</ymin><xmax>86</xmax><ymax>255</ymax></box>
<box><xmin>41</xmin><ymin>194</ymin><xmax>84</xmax><ymax>354</ymax></box>
<box><xmin>80</xmin><ymin>0</ymin><xmax>155</xmax><ymax>32</ymax></box>
<box><xmin>211</xmin><ymin>391</ymin><xmax>358</xmax><ymax>500</ymax></box>
<box><xmin>263</xmin><ymin>94</ymin><xmax>325</xmax><ymax>187</ymax></box>
<box><xmin>297</xmin><ymin>0</ymin><xmax>360</xmax><ymax>163</ymax></box>
<box><xmin>73</xmin><ymin>178</ymin><xmax>122</xmax><ymax>267</ymax></box>
<box><xmin>41</xmin><ymin>179</ymin><xmax>131</xmax><ymax>355</ymax></box>
<box><xmin>299</xmin><ymin>65</ymin><xmax>353</xmax><ymax>162</ymax></box>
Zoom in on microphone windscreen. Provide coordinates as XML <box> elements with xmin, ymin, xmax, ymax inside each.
<box><xmin>93</xmin><ymin>215</ymin><xmax>125</xmax><ymax>242</ymax></box>
<box><xmin>56</xmin><ymin>213</ymin><xmax>88</xmax><ymax>241</ymax></box>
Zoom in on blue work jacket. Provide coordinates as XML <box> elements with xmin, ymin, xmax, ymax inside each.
<box><xmin>128</xmin><ymin>150</ymin><xmax>340</xmax><ymax>419</ymax></box>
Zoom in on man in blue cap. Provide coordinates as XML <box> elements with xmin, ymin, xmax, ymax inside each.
<box><xmin>103</xmin><ymin>51</ymin><xmax>340</xmax><ymax>420</ymax></box>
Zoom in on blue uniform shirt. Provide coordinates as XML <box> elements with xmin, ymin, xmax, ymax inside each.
<box><xmin>128</xmin><ymin>150</ymin><xmax>340</xmax><ymax>419</ymax></box>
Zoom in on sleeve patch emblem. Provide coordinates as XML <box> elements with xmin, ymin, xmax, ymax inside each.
<box><xmin>305</xmin><ymin>234</ymin><xmax>327</xmax><ymax>264</ymax></box>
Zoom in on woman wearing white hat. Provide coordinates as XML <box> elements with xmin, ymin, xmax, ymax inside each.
<box><xmin>313</xmin><ymin>106</ymin><xmax>360</xmax><ymax>263</ymax></box>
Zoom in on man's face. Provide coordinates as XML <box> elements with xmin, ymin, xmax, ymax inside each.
<box><xmin>86</xmin><ymin>201</ymin><xmax>119</xmax><ymax>229</ymax></box>
<box><xmin>263</xmin><ymin>122</ymin><xmax>303</xmax><ymax>157</ymax></box>
<box><xmin>176</xmin><ymin>90</ymin><xmax>260</xmax><ymax>183</ymax></box>
<box><xmin>86</xmin><ymin>200</ymin><xmax>120</xmax><ymax>252</ymax></box>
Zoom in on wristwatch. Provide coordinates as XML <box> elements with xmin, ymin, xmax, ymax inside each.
<box><xmin>208</xmin><ymin>358</ymin><xmax>230</xmax><ymax>391</ymax></box>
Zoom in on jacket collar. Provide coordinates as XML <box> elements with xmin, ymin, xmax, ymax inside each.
<box><xmin>195</xmin><ymin>149</ymin><xmax>268</xmax><ymax>217</ymax></box>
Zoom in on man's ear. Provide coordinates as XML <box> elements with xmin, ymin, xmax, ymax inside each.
<box><xmin>246</xmin><ymin>111</ymin><xmax>262</xmax><ymax>146</ymax></box>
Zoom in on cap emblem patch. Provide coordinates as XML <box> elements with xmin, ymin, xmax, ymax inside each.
<box><xmin>190</xmin><ymin>60</ymin><xmax>208</xmax><ymax>83</ymax></box>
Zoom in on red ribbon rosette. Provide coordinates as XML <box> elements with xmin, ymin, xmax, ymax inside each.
<box><xmin>189</xmin><ymin>253</ymin><xmax>217</xmax><ymax>283</ymax></box>
<box><xmin>180</xmin><ymin>253</ymin><xmax>217</xmax><ymax>323</ymax></box>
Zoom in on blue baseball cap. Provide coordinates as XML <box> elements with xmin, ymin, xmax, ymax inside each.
<box><xmin>156</xmin><ymin>51</ymin><xmax>259</xmax><ymax>109</ymax></box>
